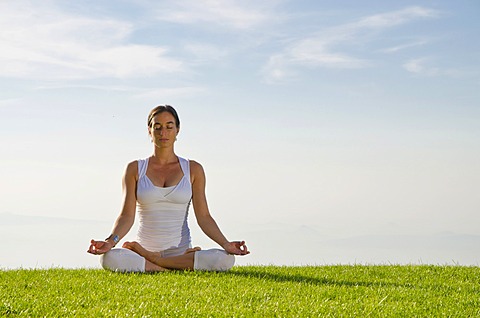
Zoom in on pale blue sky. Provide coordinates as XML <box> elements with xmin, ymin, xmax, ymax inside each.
<box><xmin>1</xmin><ymin>1</ymin><xmax>479</xmax><ymax>268</ymax></box>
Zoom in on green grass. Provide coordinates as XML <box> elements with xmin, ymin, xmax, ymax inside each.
<box><xmin>1</xmin><ymin>265</ymin><xmax>479</xmax><ymax>317</ymax></box>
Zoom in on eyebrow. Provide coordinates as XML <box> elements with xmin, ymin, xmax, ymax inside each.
<box><xmin>153</xmin><ymin>121</ymin><xmax>175</xmax><ymax>125</ymax></box>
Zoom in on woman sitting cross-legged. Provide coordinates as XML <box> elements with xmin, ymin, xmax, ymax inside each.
<box><xmin>87</xmin><ymin>105</ymin><xmax>249</xmax><ymax>272</ymax></box>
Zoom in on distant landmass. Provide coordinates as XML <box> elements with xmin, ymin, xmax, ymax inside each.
<box><xmin>1</xmin><ymin>213</ymin><xmax>479</xmax><ymax>268</ymax></box>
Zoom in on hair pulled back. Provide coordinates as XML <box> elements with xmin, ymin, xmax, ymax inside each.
<box><xmin>147</xmin><ymin>105</ymin><xmax>180</xmax><ymax>128</ymax></box>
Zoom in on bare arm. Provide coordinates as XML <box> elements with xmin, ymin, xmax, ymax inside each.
<box><xmin>190</xmin><ymin>160</ymin><xmax>249</xmax><ymax>255</ymax></box>
<box><xmin>87</xmin><ymin>161</ymin><xmax>138</xmax><ymax>254</ymax></box>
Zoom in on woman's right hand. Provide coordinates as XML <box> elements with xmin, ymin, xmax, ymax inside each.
<box><xmin>87</xmin><ymin>239</ymin><xmax>114</xmax><ymax>255</ymax></box>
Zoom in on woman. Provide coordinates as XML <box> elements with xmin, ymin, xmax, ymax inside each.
<box><xmin>87</xmin><ymin>105</ymin><xmax>249</xmax><ymax>272</ymax></box>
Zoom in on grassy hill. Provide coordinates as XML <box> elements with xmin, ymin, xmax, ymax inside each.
<box><xmin>1</xmin><ymin>265</ymin><xmax>479</xmax><ymax>317</ymax></box>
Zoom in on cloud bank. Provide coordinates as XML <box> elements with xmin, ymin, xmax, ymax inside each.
<box><xmin>262</xmin><ymin>6</ymin><xmax>439</xmax><ymax>82</ymax></box>
<box><xmin>0</xmin><ymin>2</ymin><xmax>184</xmax><ymax>80</ymax></box>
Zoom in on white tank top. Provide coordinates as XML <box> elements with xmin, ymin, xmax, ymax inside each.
<box><xmin>136</xmin><ymin>156</ymin><xmax>192</xmax><ymax>255</ymax></box>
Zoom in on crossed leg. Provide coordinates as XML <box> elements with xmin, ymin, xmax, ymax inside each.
<box><xmin>123</xmin><ymin>241</ymin><xmax>201</xmax><ymax>272</ymax></box>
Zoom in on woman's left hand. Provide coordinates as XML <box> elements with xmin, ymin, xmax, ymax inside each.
<box><xmin>223</xmin><ymin>241</ymin><xmax>249</xmax><ymax>255</ymax></box>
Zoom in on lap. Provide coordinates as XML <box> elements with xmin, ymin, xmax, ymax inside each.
<box><xmin>101</xmin><ymin>247</ymin><xmax>235</xmax><ymax>272</ymax></box>
<box><xmin>101</xmin><ymin>248</ymin><xmax>145</xmax><ymax>272</ymax></box>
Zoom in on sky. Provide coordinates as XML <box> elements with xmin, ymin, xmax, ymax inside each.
<box><xmin>1</xmin><ymin>0</ymin><xmax>479</xmax><ymax>269</ymax></box>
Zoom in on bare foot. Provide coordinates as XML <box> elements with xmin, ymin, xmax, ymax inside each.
<box><xmin>145</xmin><ymin>260</ymin><xmax>169</xmax><ymax>272</ymax></box>
<box><xmin>123</xmin><ymin>241</ymin><xmax>168</xmax><ymax>272</ymax></box>
<box><xmin>184</xmin><ymin>246</ymin><xmax>201</xmax><ymax>254</ymax></box>
<box><xmin>122</xmin><ymin>241</ymin><xmax>146</xmax><ymax>255</ymax></box>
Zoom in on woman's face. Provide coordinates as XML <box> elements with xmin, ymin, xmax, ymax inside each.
<box><xmin>149</xmin><ymin>112</ymin><xmax>179</xmax><ymax>148</ymax></box>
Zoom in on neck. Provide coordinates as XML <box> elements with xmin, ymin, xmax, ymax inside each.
<box><xmin>151</xmin><ymin>147</ymin><xmax>177</xmax><ymax>164</ymax></box>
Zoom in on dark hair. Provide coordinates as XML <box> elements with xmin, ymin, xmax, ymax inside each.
<box><xmin>147</xmin><ymin>105</ymin><xmax>180</xmax><ymax>128</ymax></box>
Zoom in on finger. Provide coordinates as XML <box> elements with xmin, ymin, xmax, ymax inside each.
<box><xmin>90</xmin><ymin>239</ymin><xmax>102</xmax><ymax>246</ymax></box>
<box><xmin>238</xmin><ymin>241</ymin><xmax>246</xmax><ymax>250</ymax></box>
<box><xmin>87</xmin><ymin>244</ymin><xmax>96</xmax><ymax>253</ymax></box>
<box><xmin>89</xmin><ymin>240</ymin><xmax>102</xmax><ymax>248</ymax></box>
<box><xmin>88</xmin><ymin>246</ymin><xmax>100</xmax><ymax>254</ymax></box>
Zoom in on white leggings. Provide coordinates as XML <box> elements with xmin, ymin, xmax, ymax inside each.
<box><xmin>100</xmin><ymin>248</ymin><xmax>235</xmax><ymax>273</ymax></box>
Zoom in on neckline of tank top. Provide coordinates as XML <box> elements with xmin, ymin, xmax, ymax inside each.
<box><xmin>144</xmin><ymin>157</ymin><xmax>186</xmax><ymax>190</ymax></box>
<box><xmin>145</xmin><ymin>175</ymin><xmax>183</xmax><ymax>190</ymax></box>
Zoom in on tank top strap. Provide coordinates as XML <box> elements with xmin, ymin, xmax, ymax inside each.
<box><xmin>178</xmin><ymin>156</ymin><xmax>190</xmax><ymax>182</ymax></box>
<box><xmin>137</xmin><ymin>158</ymin><xmax>148</xmax><ymax>178</ymax></box>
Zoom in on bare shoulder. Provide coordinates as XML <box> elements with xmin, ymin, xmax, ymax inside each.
<box><xmin>189</xmin><ymin>160</ymin><xmax>205</xmax><ymax>182</ymax></box>
<box><xmin>124</xmin><ymin>160</ymin><xmax>139</xmax><ymax>180</ymax></box>
<box><xmin>189</xmin><ymin>160</ymin><xmax>204</xmax><ymax>172</ymax></box>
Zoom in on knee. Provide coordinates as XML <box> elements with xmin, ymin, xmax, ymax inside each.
<box><xmin>100</xmin><ymin>249</ymin><xmax>125</xmax><ymax>272</ymax></box>
<box><xmin>100</xmin><ymin>248</ymin><xmax>145</xmax><ymax>273</ymax></box>
<box><xmin>194</xmin><ymin>249</ymin><xmax>235</xmax><ymax>271</ymax></box>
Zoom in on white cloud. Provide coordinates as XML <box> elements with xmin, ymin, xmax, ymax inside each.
<box><xmin>134</xmin><ymin>86</ymin><xmax>207</xmax><ymax>101</ymax></box>
<box><xmin>381</xmin><ymin>40</ymin><xmax>428</xmax><ymax>53</ymax></box>
<box><xmin>403</xmin><ymin>58</ymin><xmax>432</xmax><ymax>74</ymax></box>
<box><xmin>182</xmin><ymin>43</ymin><xmax>229</xmax><ymax>63</ymax></box>
<box><xmin>403</xmin><ymin>58</ymin><xmax>465</xmax><ymax>77</ymax></box>
<box><xmin>288</xmin><ymin>38</ymin><xmax>369</xmax><ymax>68</ymax></box>
<box><xmin>0</xmin><ymin>2</ymin><xmax>184</xmax><ymax>80</ymax></box>
<box><xmin>153</xmin><ymin>0</ymin><xmax>280</xmax><ymax>30</ymax></box>
<box><xmin>263</xmin><ymin>6</ymin><xmax>439</xmax><ymax>82</ymax></box>
<box><xmin>262</xmin><ymin>55</ymin><xmax>295</xmax><ymax>83</ymax></box>
<box><xmin>0</xmin><ymin>98</ymin><xmax>24</xmax><ymax>109</ymax></box>
<box><xmin>354</xmin><ymin>6</ymin><xmax>438</xmax><ymax>29</ymax></box>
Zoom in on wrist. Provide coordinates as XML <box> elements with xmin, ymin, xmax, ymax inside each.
<box><xmin>105</xmin><ymin>234</ymin><xmax>120</xmax><ymax>247</ymax></box>
<box><xmin>221</xmin><ymin>241</ymin><xmax>230</xmax><ymax>249</ymax></box>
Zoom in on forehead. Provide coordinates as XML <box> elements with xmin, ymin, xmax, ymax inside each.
<box><xmin>152</xmin><ymin>112</ymin><xmax>175</xmax><ymax>124</ymax></box>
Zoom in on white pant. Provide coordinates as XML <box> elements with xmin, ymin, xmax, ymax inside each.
<box><xmin>100</xmin><ymin>248</ymin><xmax>235</xmax><ymax>273</ymax></box>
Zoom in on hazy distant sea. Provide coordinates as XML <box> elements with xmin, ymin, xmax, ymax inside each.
<box><xmin>1</xmin><ymin>213</ymin><xmax>479</xmax><ymax>269</ymax></box>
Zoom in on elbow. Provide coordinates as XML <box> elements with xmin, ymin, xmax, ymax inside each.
<box><xmin>119</xmin><ymin>212</ymin><xmax>135</xmax><ymax>223</ymax></box>
<box><xmin>196</xmin><ymin>215</ymin><xmax>214</xmax><ymax>228</ymax></box>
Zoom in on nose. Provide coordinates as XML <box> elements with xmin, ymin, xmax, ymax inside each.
<box><xmin>153</xmin><ymin>127</ymin><xmax>166</xmax><ymax>136</ymax></box>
